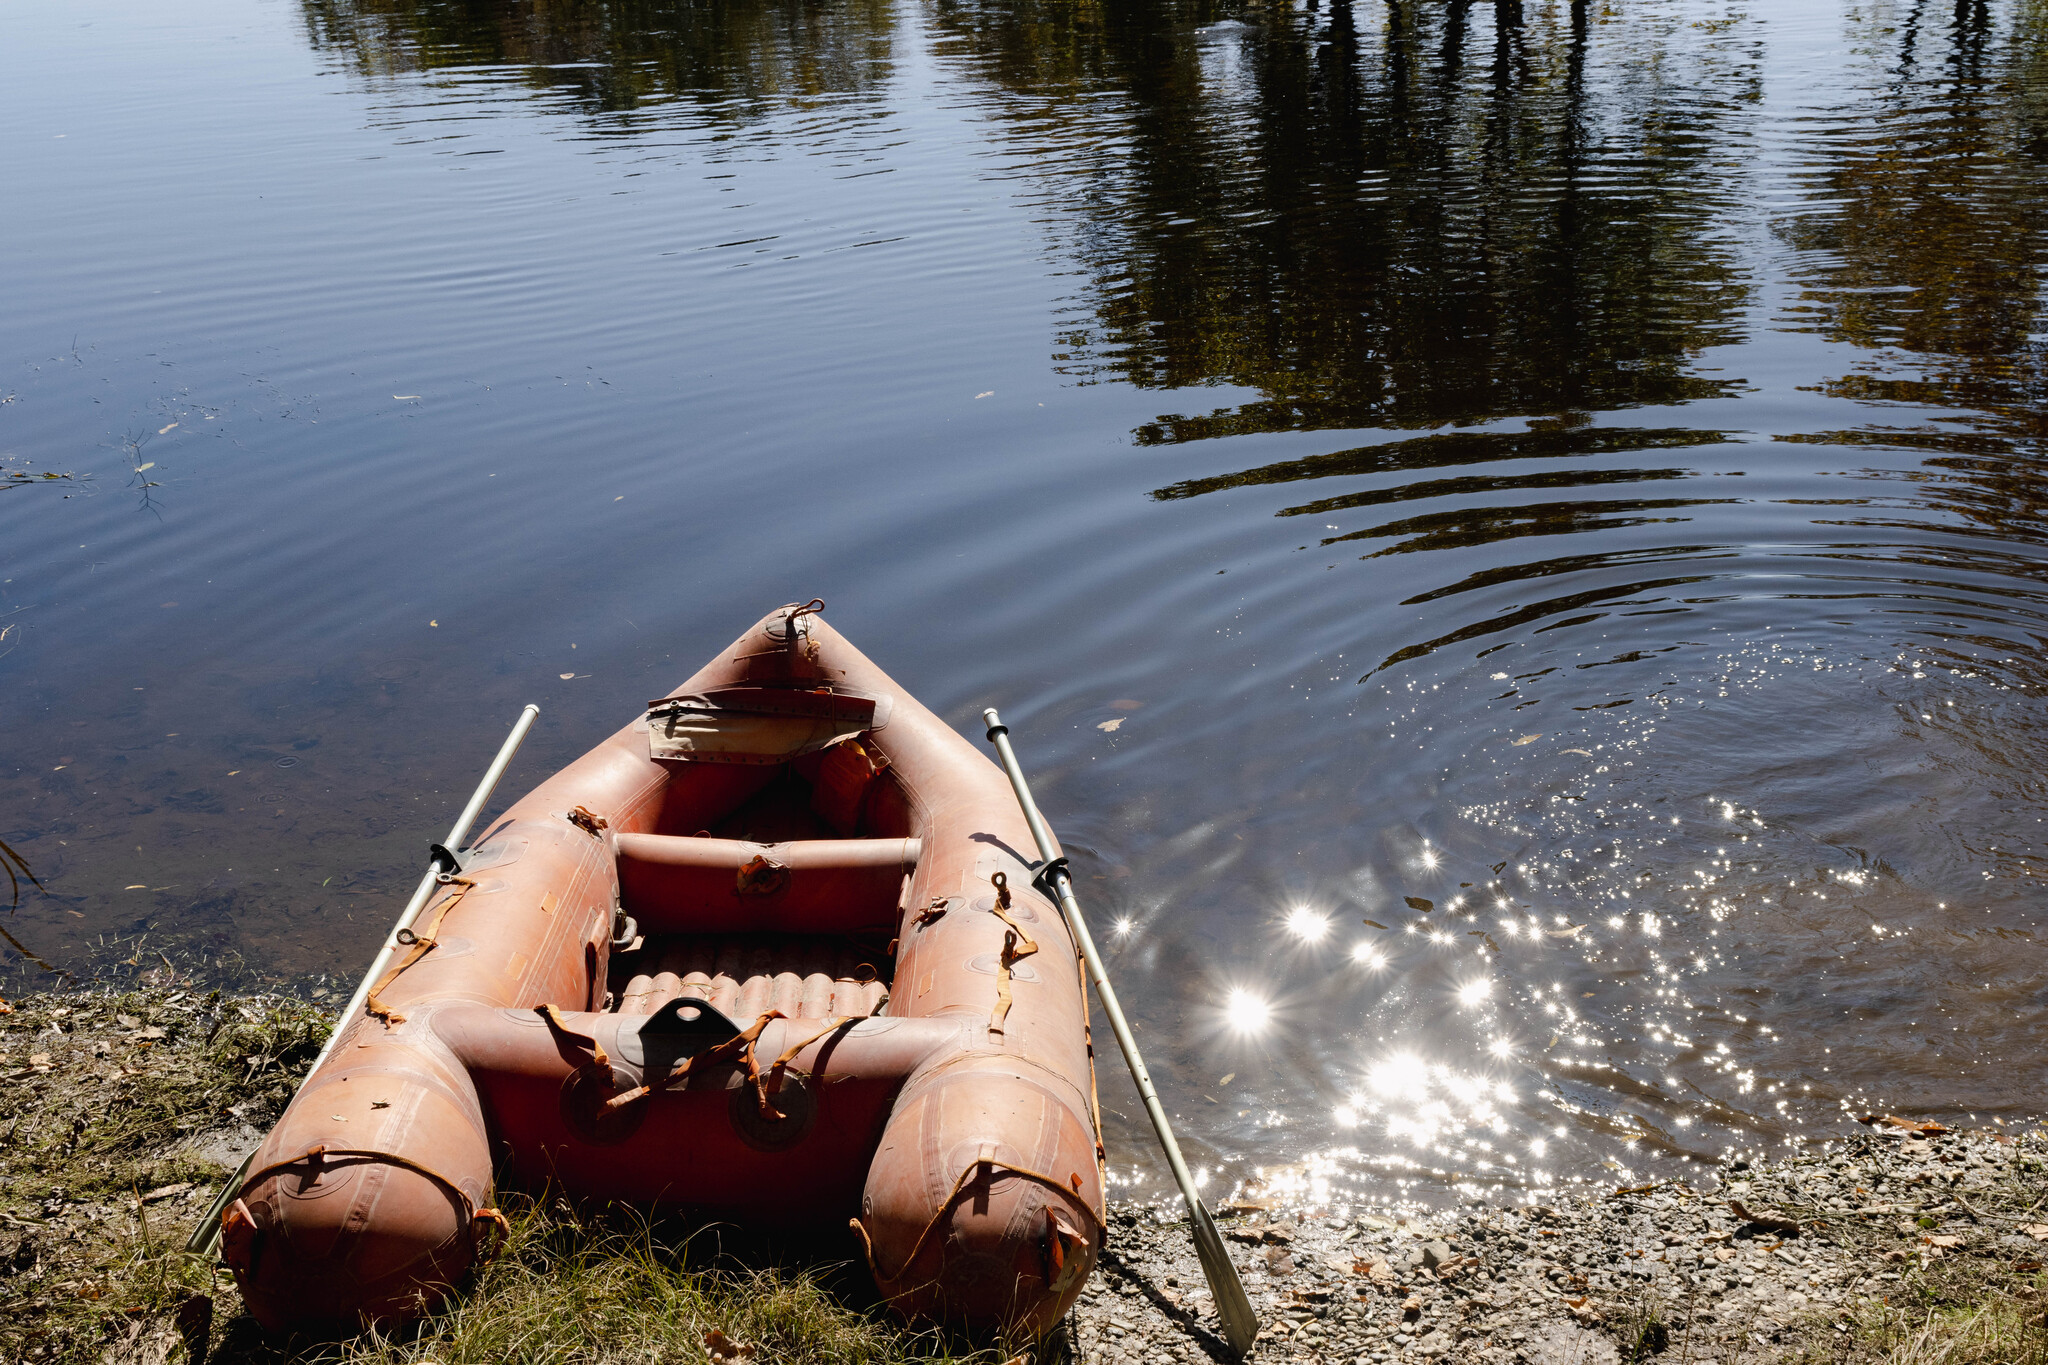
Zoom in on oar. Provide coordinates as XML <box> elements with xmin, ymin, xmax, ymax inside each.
<box><xmin>187</xmin><ymin>703</ymin><xmax>541</xmax><ymax>1255</ymax></box>
<box><xmin>982</xmin><ymin>709</ymin><xmax>1259</xmax><ymax>1355</ymax></box>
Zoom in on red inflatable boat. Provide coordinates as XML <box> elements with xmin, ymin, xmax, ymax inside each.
<box><xmin>220</xmin><ymin>603</ymin><xmax>1105</xmax><ymax>1336</ymax></box>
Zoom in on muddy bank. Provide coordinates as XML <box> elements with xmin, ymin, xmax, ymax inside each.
<box><xmin>1076</xmin><ymin>1125</ymin><xmax>2048</xmax><ymax>1365</ymax></box>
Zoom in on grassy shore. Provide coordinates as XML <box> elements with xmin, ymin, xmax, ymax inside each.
<box><xmin>0</xmin><ymin>981</ymin><xmax>996</xmax><ymax>1365</ymax></box>
<box><xmin>7</xmin><ymin>977</ymin><xmax>2046</xmax><ymax>1365</ymax></box>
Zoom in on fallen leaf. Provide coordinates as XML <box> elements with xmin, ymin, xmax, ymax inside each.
<box><xmin>1730</xmin><ymin>1200</ymin><xmax>1800</xmax><ymax>1235</ymax></box>
<box><xmin>1361</xmin><ymin>919</ymin><xmax>1388</xmax><ymax>929</ymax></box>
<box><xmin>29</xmin><ymin>1052</ymin><xmax>51</xmax><ymax>1068</ymax></box>
<box><xmin>1513</xmin><ymin>733</ymin><xmax>1542</xmax><ymax>746</ymax></box>
<box><xmin>117</xmin><ymin>1015</ymin><xmax>140</xmax><ymax>1028</ymax></box>
<box><xmin>135</xmin><ymin>462</ymin><xmax>156</xmax><ymax>471</ymax></box>
<box><xmin>1405</xmin><ymin>896</ymin><xmax>1433</xmax><ymax>913</ymax></box>
<box><xmin>974</xmin><ymin>391</ymin><xmax>994</xmax><ymax>399</ymax></box>
<box><xmin>705</xmin><ymin>1328</ymin><xmax>755</xmax><ymax>1365</ymax></box>
<box><xmin>1546</xmin><ymin>924</ymin><xmax>1586</xmax><ymax>938</ymax></box>
<box><xmin>1561</xmin><ymin>748</ymin><xmax>1593</xmax><ymax>756</ymax></box>
<box><xmin>139</xmin><ymin>1183</ymin><xmax>193</xmax><ymax>1204</ymax></box>
<box><xmin>1859</xmin><ymin>1114</ymin><xmax>1951</xmax><ymax>1135</ymax></box>
<box><xmin>393</xmin><ymin>394</ymin><xmax>421</xmax><ymax>401</ymax></box>
<box><xmin>2021</xmin><ymin>1224</ymin><xmax>2048</xmax><ymax>1241</ymax></box>
<box><xmin>126</xmin><ymin>884</ymin><xmax>146</xmax><ymax>890</ymax></box>
<box><xmin>1925</xmin><ymin>1235</ymin><xmax>1963</xmax><ymax>1249</ymax></box>
<box><xmin>560</xmin><ymin>673</ymin><xmax>575</xmax><ymax>680</ymax></box>
<box><xmin>429</xmin><ymin>620</ymin><xmax>438</xmax><ymax>627</ymax></box>
<box><xmin>1219</xmin><ymin>1072</ymin><xmax>1235</xmax><ymax>1086</ymax></box>
<box><xmin>1097</xmin><ymin>718</ymin><xmax>1124</xmax><ymax>732</ymax></box>
<box><xmin>1109</xmin><ymin>699</ymin><xmax>1145</xmax><ymax>711</ymax></box>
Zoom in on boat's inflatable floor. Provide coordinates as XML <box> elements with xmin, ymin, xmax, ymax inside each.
<box><xmin>610</xmin><ymin>934</ymin><xmax>891</xmax><ymax>1019</ymax></box>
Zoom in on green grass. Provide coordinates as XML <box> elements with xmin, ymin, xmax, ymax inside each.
<box><xmin>270</xmin><ymin>1197</ymin><xmax>1000</xmax><ymax>1365</ymax></box>
<box><xmin>1816</xmin><ymin>1259</ymin><xmax>2048</xmax><ymax>1365</ymax></box>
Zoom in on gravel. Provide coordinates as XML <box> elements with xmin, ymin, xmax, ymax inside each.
<box><xmin>1071</xmin><ymin>1123</ymin><xmax>2048</xmax><ymax>1365</ymax></box>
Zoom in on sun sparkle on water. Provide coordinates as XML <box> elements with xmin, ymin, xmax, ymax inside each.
<box><xmin>1285</xmin><ymin>906</ymin><xmax>1330</xmax><ymax>941</ymax></box>
<box><xmin>1226</xmin><ymin>987</ymin><xmax>1271</xmax><ymax>1033</ymax></box>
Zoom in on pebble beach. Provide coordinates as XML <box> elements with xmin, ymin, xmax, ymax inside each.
<box><xmin>1073</xmin><ymin>1125</ymin><xmax>2048</xmax><ymax>1365</ymax></box>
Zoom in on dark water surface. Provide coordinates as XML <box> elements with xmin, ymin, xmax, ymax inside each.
<box><xmin>7</xmin><ymin>0</ymin><xmax>2048</xmax><ymax>1209</ymax></box>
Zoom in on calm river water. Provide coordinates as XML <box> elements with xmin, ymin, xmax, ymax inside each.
<box><xmin>5</xmin><ymin>0</ymin><xmax>2047</xmax><ymax>1210</ymax></box>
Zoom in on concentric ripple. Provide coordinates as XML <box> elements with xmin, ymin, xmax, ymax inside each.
<box><xmin>4</xmin><ymin>0</ymin><xmax>2048</xmax><ymax>1214</ymax></box>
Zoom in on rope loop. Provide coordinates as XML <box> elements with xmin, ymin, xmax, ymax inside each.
<box><xmin>365</xmin><ymin>876</ymin><xmax>474</xmax><ymax>1027</ymax></box>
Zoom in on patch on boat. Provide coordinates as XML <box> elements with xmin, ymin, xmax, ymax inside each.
<box><xmin>646</xmin><ymin>685</ymin><xmax>893</xmax><ymax>764</ymax></box>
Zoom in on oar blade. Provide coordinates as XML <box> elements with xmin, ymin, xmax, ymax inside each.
<box><xmin>1189</xmin><ymin>1197</ymin><xmax>1258</xmax><ymax>1354</ymax></box>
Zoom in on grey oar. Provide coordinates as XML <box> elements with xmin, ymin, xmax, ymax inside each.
<box><xmin>187</xmin><ymin>703</ymin><xmax>541</xmax><ymax>1255</ymax></box>
<box><xmin>982</xmin><ymin>709</ymin><xmax>1259</xmax><ymax>1356</ymax></box>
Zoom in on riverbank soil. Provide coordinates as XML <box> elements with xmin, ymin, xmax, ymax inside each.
<box><xmin>7</xmin><ymin>982</ymin><xmax>2045</xmax><ymax>1365</ymax></box>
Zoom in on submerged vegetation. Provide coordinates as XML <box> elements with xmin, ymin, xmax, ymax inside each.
<box><xmin>0</xmin><ymin>982</ymin><xmax>1004</xmax><ymax>1365</ymax></box>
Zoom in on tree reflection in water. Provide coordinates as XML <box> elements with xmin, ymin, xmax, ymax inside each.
<box><xmin>927</xmin><ymin>0</ymin><xmax>1757</xmax><ymax>440</ymax></box>
<box><xmin>1775</xmin><ymin>0</ymin><xmax>2048</xmax><ymax>553</ymax></box>
<box><xmin>300</xmin><ymin>0</ymin><xmax>897</xmax><ymax>120</ymax></box>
